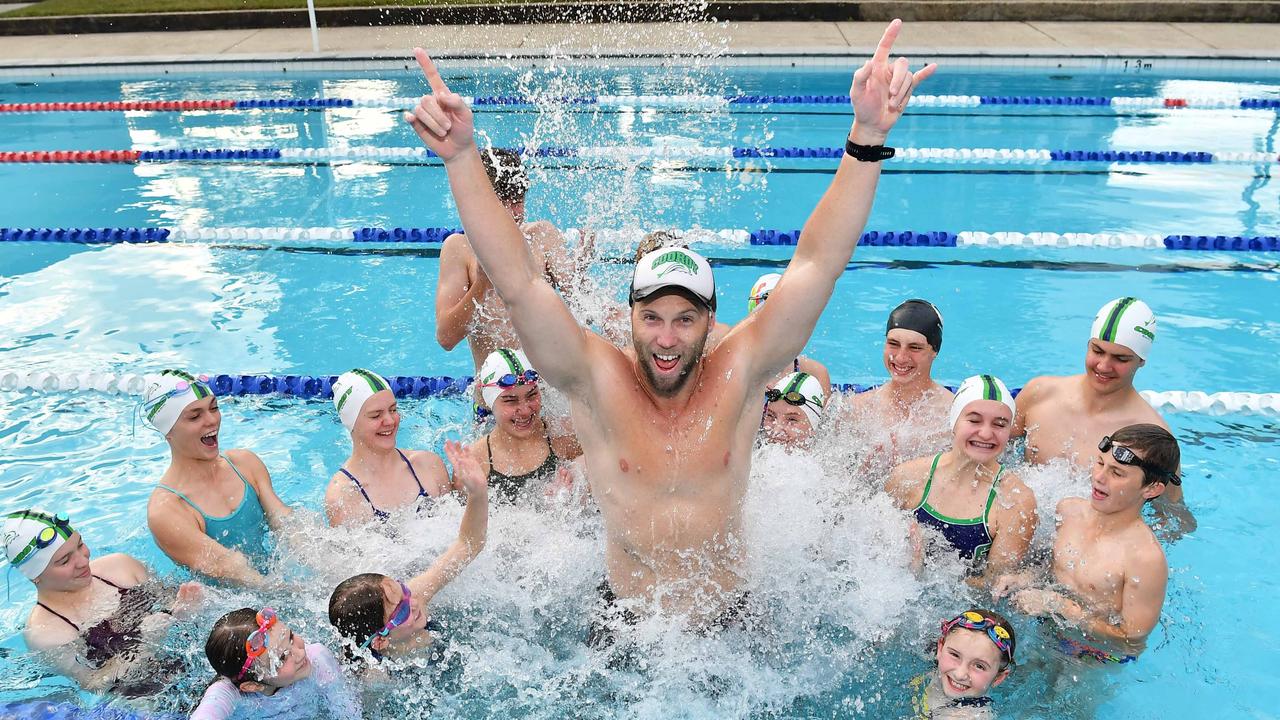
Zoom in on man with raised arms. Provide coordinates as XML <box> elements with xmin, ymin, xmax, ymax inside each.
<box><xmin>404</xmin><ymin>21</ymin><xmax>934</xmax><ymax>627</ymax></box>
<box><xmin>1012</xmin><ymin>297</ymin><xmax>1186</xmax><ymax>508</ymax></box>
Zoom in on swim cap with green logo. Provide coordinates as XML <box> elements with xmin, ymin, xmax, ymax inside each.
<box><xmin>949</xmin><ymin>374</ymin><xmax>1017</xmax><ymax>431</ymax></box>
<box><xmin>142</xmin><ymin>369</ymin><xmax>214</xmax><ymax>435</ymax></box>
<box><xmin>1091</xmin><ymin>297</ymin><xmax>1156</xmax><ymax>361</ymax></box>
<box><xmin>333</xmin><ymin>369</ymin><xmax>392</xmax><ymax>431</ymax></box>
<box><xmin>630</xmin><ymin>247</ymin><xmax>716</xmax><ymax>311</ymax></box>
<box><xmin>768</xmin><ymin>371</ymin><xmax>826</xmax><ymax>427</ymax></box>
<box><xmin>478</xmin><ymin>348</ymin><xmax>535</xmax><ymax>409</ymax></box>
<box><xmin>747</xmin><ymin>273</ymin><xmax>782</xmax><ymax>313</ymax></box>
<box><xmin>4</xmin><ymin>509</ymin><xmax>75</xmax><ymax>581</ymax></box>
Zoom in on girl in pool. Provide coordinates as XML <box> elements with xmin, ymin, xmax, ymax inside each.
<box><xmin>328</xmin><ymin>439</ymin><xmax>487</xmax><ymax>675</ymax></box>
<box><xmin>885</xmin><ymin>375</ymin><xmax>1038</xmax><ymax>584</ymax></box>
<box><xmin>191</xmin><ymin>607</ymin><xmax>361</xmax><ymax>719</ymax></box>
<box><xmin>143</xmin><ymin>370</ymin><xmax>292</xmax><ymax>588</ymax></box>
<box><xmin>324</xmin><ymin>368</ymin><xmax>452</xmax><ymax>526</ymax></box>
<box><xmin>5</xmin><ymin>509</ymin><xmax>202</xmax><ymax>697</ymax></box>
<box><xmin>912</xmin><ymin>608</ymin><xmax>1016</xmax><ymax>718</ymax></box>
<box><xmin>467</xmin><ymin>348</ymin><xmax>580</xmax><ymax>503</ymax></box>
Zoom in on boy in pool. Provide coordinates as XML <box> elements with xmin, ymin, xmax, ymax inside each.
<box><xmin>434</xmin><ymin>148</ymin><xmax>577</xmax><ymax>418</ymax></box>
<box><xmin>1012</xmin><ymin>298</ymin><xmax>1185</xmax><ymax>508</ymax></box>
<box><xmin>994</xmin><ymin>424</ymin><xmax>1176</xmax><ymax>664</ymax></box>
<box><xmin>840</xmin><ymin>299</ymin><xmax>952</xmax><ymax>475</ymax></box>
<box><xmin>913</xmin><ymin>608</ymin><xmax>1015</xmax><ymax>718</ymax></box>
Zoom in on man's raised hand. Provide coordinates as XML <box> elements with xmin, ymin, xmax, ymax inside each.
<box><xmin>849</xmin><ymin>19</ymin><xmax>937</xmax><ymax>145</ymax></box>
<box><xmin>404</xmin><ymin>48</ymin><xmax>476</xmax><ymax>162</ymax></box>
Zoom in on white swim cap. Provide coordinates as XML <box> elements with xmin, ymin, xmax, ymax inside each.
<box><xmin>142</xmin><ymin>370</ymin><xmax>214</xmax><ymax>435</ymax></box>
<box><xmin>478</xmin><ymin>348</ymin><xmax>536</xmax><ymax>409</ymax></box>
<box><xmin>767</xmin><ymin>371</ymin><xmax>826</xmax><ymax>428</ymax></box>
<box><xmin>949</xmin><ymin>374</ymin><xmax>1017</xmax><ymax>431</ymax></box>
<box><xmin>631</xmin><ymin>247</ymin><xmax>716</xmax><ymax>311</ymax></box>
<box><xmin>747</xmin><ymin>273</ymin><xmax>782</xmax><ymax>313</ymax></box>
<box><xmin>4</xmin><ymin>510</ymin><xmax>75</xmax><ymax>581</ymax></box>
<box><xmin>1091</xmin><ymin>297</ymin><xmax>1156</xmax><ymax>361</ymax></box>
<box><xmin>333</xmin><ymin>369</ymin><xmax>392</xmax><ymax>432</ymax></box>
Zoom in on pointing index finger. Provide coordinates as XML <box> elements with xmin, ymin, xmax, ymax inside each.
<box><xmin>871</xmin><ymin>18</ymin><xmax>902</xmax><ymax>66</ymax></box>
<box><xmin>413</xmin><ymin>47</ymin><xmax>449</xmax><ymax>95</ymax></box>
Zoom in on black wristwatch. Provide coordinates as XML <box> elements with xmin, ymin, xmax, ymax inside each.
<box><xmin>844</xmin><ymin>138</ymin><xmax>896</xmax><ymax>162</ymax></box>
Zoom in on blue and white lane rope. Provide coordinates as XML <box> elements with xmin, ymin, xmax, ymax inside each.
<box><xmin>4</xmin><ymin>95</ymin><xmax>1279</xmax><ymax>113</ymax></box>
<box><xmin>2</xmin><ymin>227</ymin><xmax>1278</xmax><ymax>251</ymax></box>
<box><xmin>2</xmin><ymin>146</ymin><xmax>1277</xmax><ymax>165</ymax></box>
<box><xmin>1</xmin><ymin>371</ymin><xmax>1276</xmax><ymax>417</ymax></box>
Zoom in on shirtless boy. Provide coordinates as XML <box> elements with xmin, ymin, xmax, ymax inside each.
<box><xmin>403</xmin><ymin>21</ymin><xmax>935</xmax><ymax>626</ymax></box>
<box><xmin>1013</xmin><ymin>297</ymin><xmax>1183</xmax><ymax>505</ymax></box>
<box><xmin>995</xmin><ymin>424</ymin><xmax>1177</xmax><ymax>663</ymax></box>
<box><xmin>434</xmin><ymin>148</ymin><xmax>576</xmax><ymax>406</ymax></box>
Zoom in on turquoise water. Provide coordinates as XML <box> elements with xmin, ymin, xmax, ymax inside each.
<box><xmin>1</xmin><ymin>61</ymin><xmax>1279</xmax><ymax>718</ymax></box>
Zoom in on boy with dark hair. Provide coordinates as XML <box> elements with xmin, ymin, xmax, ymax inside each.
<box><xmin>995</xmin><ymin>423</ymin><xmax>1178</xmax><ymax>664</ymax></box>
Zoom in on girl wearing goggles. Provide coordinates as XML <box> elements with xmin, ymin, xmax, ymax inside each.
<box><xmin>910</xmin><ymin>607</ymin><xmax>1015</xmax><ymax>718</ymax></box>
<box><xmin>470</xmin><ymin>349</ymin><xmax>581</xmax><ymax>504</ymax></box>
<box><xmin>144</xmin><ymin>369</ymin><xmax>293</xmax><ymax>588</ymax></box>
<box><xmin>193</xmin><ymin>607</ymin><xmax>360</xmax><ymax>720</ymax></box>
<box><xmin>7</xmin><ymin>509</ymin><xmax>202</xmax><ymax>698</ymax></box>
<box><xmin>328</xmin><ymin>440</ymin><xmax>489</xmax><ymax>678</ymax></box>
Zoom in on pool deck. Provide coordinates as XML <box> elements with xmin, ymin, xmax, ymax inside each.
<box><xmin>0</xmin><ymin>20</ymin><xmax>1278</xmax><ymax>66</ymax></box>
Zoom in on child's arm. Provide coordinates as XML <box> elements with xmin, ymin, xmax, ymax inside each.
<box><xmin>408</xmin><ymin>440</ymin><xmax>489</xmax><ymax>604</ymax></box>
<box><xmin>1022</xmin><ymin>545</ymin><xmax>1168</xmax><ymax>645</ymax></box>
<box><xmin>189</xmin><ymin>679</ymin><xmax>241</xmax><ymax>720</ymax></box>
<box><xmin>976</xmin><ymin>475</ymin><xmax>1039</xmax><ymax>587</ymax></box>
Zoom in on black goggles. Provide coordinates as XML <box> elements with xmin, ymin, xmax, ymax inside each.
<box><xmin>765</xmin><ymin>388</ymin><xmax>820</xmax><ymax>410</ymax></box>
<box><xmin>1098</xmin><ymin>436</ymin><xmax>1180</xmax><ymax>485</ymax></box>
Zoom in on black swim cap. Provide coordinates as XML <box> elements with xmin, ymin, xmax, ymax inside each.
<box><xmin>886</xmin><ymin>299</ymin><xmax>943</xmax><ymax>353</ymax></box>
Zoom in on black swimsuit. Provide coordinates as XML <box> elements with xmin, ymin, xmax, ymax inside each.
<box><xmin>37</xmin><ymin>575</ymin><xmax>181</xmax><ymax>697</ymax></box>
<box><xmin>485</xmin><ymin>433</ymin><xmax>558</xmax><ymax>503</ymax></box>
<box><xmin>338</xmin><ymin>449</ymin><xmax>434</xmax><ymax>520</ymax></box>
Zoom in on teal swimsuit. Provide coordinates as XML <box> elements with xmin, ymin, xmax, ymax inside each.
<box><xmin>157</xmin><ymin>454</ymin><xmax>270</xmax><ymax>564</ymax></box>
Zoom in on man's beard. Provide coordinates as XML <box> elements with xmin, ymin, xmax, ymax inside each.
<box><xmin>634</xmin><ymin>334</ymin><xmax>708</xmax><ymax>399</ymax></box>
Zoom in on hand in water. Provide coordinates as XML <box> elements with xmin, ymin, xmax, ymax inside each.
<box><xmin>444</xmin><ymin>440</ymin><xmax>488</xmax><ymax>498</ymax></box>
<box><xmin>404</xmin><ymin>48</ymin><xmax>476</xmax><ymax>163</ymax></box>
<box><xmin>170</xmin><ymin>581</ymin><xmax>204</xmax><ymax>619</ymax></box>
<box><xmin>1011</xmin><ymin>587</ymin><xmax>1062</xmax><ymax>617</ymax></box>
<box><xmin>849</xmin><ymin>19</ymin><xmax>937</xmax><ymax>144</ymax></box>
<box><xmin>990</xmin><ymin>570</ymin><xmax>1033</xmax><ymax>600</ymax></box>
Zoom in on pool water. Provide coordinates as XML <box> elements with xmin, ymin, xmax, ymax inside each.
<box><xmin>1</xmin><ymin>52</ymin><xmax>1279</xmax><ymax>719</ymax></box>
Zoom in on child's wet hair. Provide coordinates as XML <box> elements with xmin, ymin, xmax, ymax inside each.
<box><xmin>205</xmin><ymin>607</ymin><xmax>262</xmax><ymax>682</ymax></box>
<box><xmin>1111</xmin><ymin>423</ymin><xmax>1181</xmax><ymax>486</ymax></box>
<box><xmin>329</xmin><ymin>573</ymin><xmax>389</xmax><ymax>662</ymax></box>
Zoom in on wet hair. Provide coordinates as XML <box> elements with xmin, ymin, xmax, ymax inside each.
<box><xmin>1111</xmin><ymin>423</ymin><xmax>1181</xmax><ymax>486</ymax></box>
<box><xmin>941</xmin><ymin>607</ymin><xmax>1017</xmax><ymax>669</ymax></box>
<box><xmin>205</xmin><ymin>608</ymin><xmax>263</xmax><ymax>683</ymax></box>
<box><xmin>480</xmin><ymin>147</ymin><xmax>529</xmax><ymax>205</ymax></box>
<box><xmin>634</xmin><ymin>231</ymin><xmax>687</xmax><ymax>263</ymax></box>
<box><xmin>328</xmin><ymin>573</ymin><xmax>389</xmax><ymax>662</ymax></box>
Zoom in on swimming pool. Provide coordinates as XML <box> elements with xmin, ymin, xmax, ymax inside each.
<box><xmin>1</xmin><ymin>52</ymin><xmax>1278</xmax><ymax>719</ymax></box>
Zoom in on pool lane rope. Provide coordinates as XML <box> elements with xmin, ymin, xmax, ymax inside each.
<box><xmin>1</xmin><ymin>226</ymin><xmax>1277</xmax><ymax>251</ymax></box>
<box><xmin>0</xmin><ymin>370</ymin><xmax>1274</xmax><ymax>418</ymax></box>
<box><xmin>1</xmin><ymin>94</ymin><xmax>1278</xmax><ymax>113</ymax></box>
<box><xmin>1</xmin><ymin>146</ymin><xmax>1275</xmax><ymax>165</ymax></box>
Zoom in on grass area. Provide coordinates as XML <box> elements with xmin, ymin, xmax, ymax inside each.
<box><xmin>0</xmin><ymin>0</ymin><xmax>536</xmax><ymax>18</ymax></box>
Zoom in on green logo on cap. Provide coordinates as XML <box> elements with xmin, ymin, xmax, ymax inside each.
<box><xmin>651</xmin><ymin>250</ymin><xmax>698</xmax><ymax>279</ymax></box>
<box><xmin>1133</xmin><ymin>325</ymin><xmax>1155</xmax><ymax>341</ymax></box>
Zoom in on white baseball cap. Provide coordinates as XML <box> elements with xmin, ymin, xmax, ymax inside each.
<box><xmin>630</xmin><ymin>247</ymin><xmax>716</xmax><ymax>311</ymax></box>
